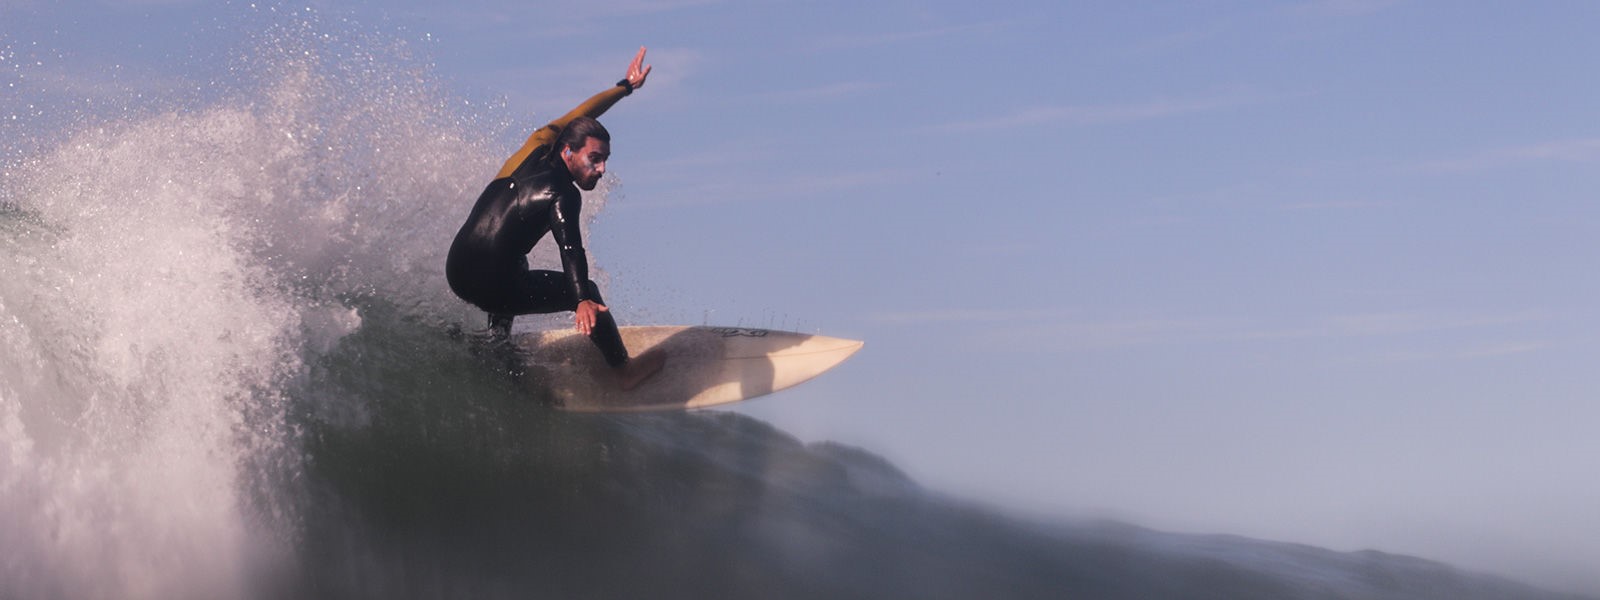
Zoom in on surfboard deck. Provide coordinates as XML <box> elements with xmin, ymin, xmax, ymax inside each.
<box><xmin>512</xmin><ymin>326</ymin><xmax>863</xmax><ymax>412</ymax></box>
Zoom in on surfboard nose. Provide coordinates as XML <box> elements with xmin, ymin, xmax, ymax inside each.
<box><xmin>761</xmin><ymin>335</ymin><xmax>862</xmax><ymax>388</ymax></box>
<box><xmin>772</xmin><ymin>334</ymin><xmax>864</xmax><ymax>359</ymax></box>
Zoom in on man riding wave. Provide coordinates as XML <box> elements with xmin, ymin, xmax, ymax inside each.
<box><xmin>447</xmin><ymin>47</ymin><xmax>664</xmax><ymax>390</ymax></box>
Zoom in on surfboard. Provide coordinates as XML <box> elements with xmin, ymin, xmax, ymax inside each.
<box><xmin>512</xmin><ymin>326</ymin><xmax>863</xmax><ymax>412</ymax></box>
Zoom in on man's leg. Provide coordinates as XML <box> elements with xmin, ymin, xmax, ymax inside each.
<box><xmin>501</xmin><ymin>270</ymin><xmax>662</xmax><ymax>389</ymax></box>
<box><xmin>571</xmin><ymin>280</ymin><xmax>663</xmax><ymax>389</ymax></box>
<box><xmin>487</xmin><ymin>313</ymin><xmax>515</xmax><ymax>339</ymax></box>
<box><xmin>505</xmin><ymin>270</ymin><xmax>631</xmax><ymax>368</ymax></box>
<box><xmin>460</xmin><ymin>312</ymin><xmax>523</xmax><ymax>379</ymax></box>
<box><xmin>578</xmin><ymin>281</ymin><xmax>631</xmax><ymax>368</ymax></box>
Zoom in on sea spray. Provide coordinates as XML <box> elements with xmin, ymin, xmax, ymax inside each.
<box><xmin>0</xmin><ymin>8</ymin><xmax>559</xmax><ymax>597</ymax></box>
<box><xmin>0</xmin><ymin>106</ymin><xmax>301</xmax><ymax>599</ymax></box>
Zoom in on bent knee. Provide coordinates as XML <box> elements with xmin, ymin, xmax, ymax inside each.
<box><xmin>580</xmin><ymin>280</ymin><xmax>605</xmax><ymax>304</ymax></box>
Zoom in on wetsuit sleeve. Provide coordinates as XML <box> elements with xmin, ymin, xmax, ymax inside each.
<box><xmin>495</xmin><ymin>84</ymin><xmax>631</xmax><ymax>180</ymax></box>
<box><xmin>549</xmin><ymin>191</ymin><xmax>593</xmax><ymax>304</ymax></box>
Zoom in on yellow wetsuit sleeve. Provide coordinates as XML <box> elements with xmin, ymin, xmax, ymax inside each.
<box><xmin>495</xmin><ymin>84</ymin><xmax>630</xmax><ymax>180</ymax></box>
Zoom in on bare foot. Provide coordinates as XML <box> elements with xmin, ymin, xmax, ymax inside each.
<box><xmin>617</xmin><ymin>349</ymin><xmax>666</xmax><ymax>391</ymax></box>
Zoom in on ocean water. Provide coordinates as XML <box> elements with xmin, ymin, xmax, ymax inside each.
<box><xmin>2</xmin><ymin>14</ymin><xmax>1595</xmax><ymax>600</ymax></box>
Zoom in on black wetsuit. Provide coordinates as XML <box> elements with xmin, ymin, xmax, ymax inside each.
<box><xmin>446</xmin><ymin>144</ymin><xmax>629</xmax><ymax>367</ymax></box>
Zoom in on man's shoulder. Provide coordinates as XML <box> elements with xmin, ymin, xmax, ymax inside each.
<box><xmin>509</xmin><ymin>144</ymin><xmax>558</xmax><ymax>183</ymax></box>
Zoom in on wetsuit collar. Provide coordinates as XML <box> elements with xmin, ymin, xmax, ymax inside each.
<box><xmin>545</xmin><ymin>145</ymin><xmax>576</xmax><ymax>184</ymax></box>
<box><xmin>509</xmin><ymin>144</ymin><xmax>574</xmax><ymax>187</ymax></box>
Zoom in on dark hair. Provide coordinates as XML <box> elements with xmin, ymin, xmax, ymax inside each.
<box><xmin>553</xmin><ymin>116</ymin><xmax>610</xmax><ymax>157</ymax></box>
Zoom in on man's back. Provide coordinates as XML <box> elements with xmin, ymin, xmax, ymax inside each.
<box><xmin>445</xmin><ymin>146</ymin><xmax>582</xmax><ymax>307</ymax></box>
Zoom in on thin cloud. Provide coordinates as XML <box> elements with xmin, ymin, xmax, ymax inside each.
<box><xmin>1416</xmin><ymin>138</ymin><xmax>1600</xmax><ymax>172</ymax></box>
<box><xmin>1231</xmin><ymin>310</ymin><xmax>1549</xmax><ymax>342</ymax></box>
<box><xmin>872</xmin><ymin>309</ymin><xmax>1237</xmax><ymax>350</ymax></box>
<box><xmin>1291</xmin><ymin>0</ymin><xmax>1404</xmax><ymax>18</ymax></box>
<box><xmin>810</xmin><ymin>20</ymin><xmax>1013</xmax><ymax>51</ymax></box>
<box><xmin>957</xmin><ymin>316</ymin><xmax>1242</xmax><ymax>351</ymax></box>
<box><xmin>1376</xmin><ymin>340</ymin><xmax>1548</xmax><ymax>364</ymax></box>
<box><xmin>1276</xmin><ymin>199</ymin><xmax>1387</xmax><ymax>211</ymax></box>
<box><xmin>751</xmin><ymin>81</ymin><xmax>886</xmax><ymax>105</ymax></box>
<box><xmin>398</xmin><ymin>0</ymin><xmax>722</xmax><ymax>29</ymax></box>
<box><xmin>587</xmin><ymin>0</ymin><xmax>724</xmax><ymax>17</ymax></box>
<box><xmin>885</xmin><ymin>307</ymin><xmax>1554</xmax><ymax>358</ymax></box>
<box><xmin>770</xmin><ymin>167</ymin><xmax>917</xmax><ymax>195</ymax></box>
<box><xmin>1127</xmin><ymin>20</ymin><xmax>1237</xmax><ymax>57</ymax></box>
<box><xmin>635</xmin><ymin>167</ymin><xmax>917</xmax><ymax>209</ymax></box>
<box><xmin>931</xmin><ymin>89</ymin><xmax>1286</xmax><ymax>133</ymax></box>
<box><xmin>870</xmin><ymin>308</ymin><xmax>1075</xmax><ymax>325</ymax></box>
<box><xmin>1129</xmin><ymin>1</ymin><xmax>1399</xmax><ymax>57</ymax></box>
<box><xmin>638</xmin><ymin>147</ymin><xmax>763</xmax><ymax>172</ymax></box>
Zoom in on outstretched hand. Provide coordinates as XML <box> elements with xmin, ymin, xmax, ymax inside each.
<box><xmin>625</xmin><ymin>46</ymin><xmax>652</xmax><ymax>90</ymax></box>
<box><xmin>575</xmin><ymin>299</ymin><xmax>609</xmax><ymax>336</ymax></box>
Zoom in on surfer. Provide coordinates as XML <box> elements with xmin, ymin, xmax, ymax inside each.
<box><xmin>447</xmin><ymin>47</ymin><xmax>664</xmax><ymax>390</ymax></box>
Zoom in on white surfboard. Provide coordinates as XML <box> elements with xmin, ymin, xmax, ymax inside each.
<box><xmin>513</xmin><ymin>326</ymin><xmax>863</xmax><ymax>412</ymax></box>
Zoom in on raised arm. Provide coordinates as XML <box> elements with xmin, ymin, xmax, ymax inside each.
<box><xmin>495</xmin><ymin>47</ymin><xmax>653</xmax><ymax>179</ymax></box>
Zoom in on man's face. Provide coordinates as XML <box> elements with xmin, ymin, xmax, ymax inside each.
<box><xmin>563</xmin><ymin>136</ymin><xmax>610</xmax><ymax>191</ymax></box>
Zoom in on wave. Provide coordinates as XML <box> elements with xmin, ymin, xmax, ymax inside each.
<box><xmin>0</xmin><ymin>12</ymin><xmax>507</xmax><ymax>598</ymax></box>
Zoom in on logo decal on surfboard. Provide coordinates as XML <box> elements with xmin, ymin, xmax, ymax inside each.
<box><xmin>706</xmin><ymin>327</ymin><xmax>770</xmax><ymax>338</ymax></box>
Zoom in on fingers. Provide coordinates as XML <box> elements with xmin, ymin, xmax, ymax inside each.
<box><xmin>628</xmin><ymin>47</ymin><xmax>646</xmax><ymax>78</ymax></box>
<box><xmin>576</xmin><ymin>301</ymin><xmax>609</xmax><ymax>336</ymax></box>
<box><xmin>628</xmin><ymin>46</ymin><xmax>651</xmax><ymax>89</ymax></box>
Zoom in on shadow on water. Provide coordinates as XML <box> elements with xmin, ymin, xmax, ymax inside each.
<box><xmin>276</xmin><ymin>301</ymin><xmax>1598</xmax><ymax>600</ymax></box>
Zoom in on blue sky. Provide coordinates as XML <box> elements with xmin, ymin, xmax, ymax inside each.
<box><xmin>7</xmin><ymin>0</ymin><xmax>1600</xmax><ymax>594</ymax></box>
